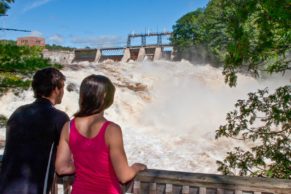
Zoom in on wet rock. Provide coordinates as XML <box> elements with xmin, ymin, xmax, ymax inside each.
<box><xmin>66</xmin><ymin>82</ymin><xmax>79</xmax><ymax>92</ymax></box>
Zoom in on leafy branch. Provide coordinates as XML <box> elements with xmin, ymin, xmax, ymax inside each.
<box><xmin>216</xmin><ymin>86</ymin><xmax>291</xmax><ymax>178</ymax></box>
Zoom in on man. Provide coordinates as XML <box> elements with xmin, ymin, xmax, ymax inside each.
<box><xmin>0</xmin><ymin>67</ymin><xmax>69</xmax><ymax>194</ymax></box>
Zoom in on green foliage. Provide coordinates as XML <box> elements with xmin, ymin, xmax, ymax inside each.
<box><xmin>0</xmin><ymin>0</ymin><xmax>14</xmax><ymax>14</ymax></box>
<box><xmin>221</xmin><ymin>0</ymin><xmax>291</xmax><ymax>87</ymax></box>
<box><xmin>216</xmin><ymin>86</ymin><xmax>291</xmax><ymax>178</ymax></box>
<box><xmin>0</xmin><ymin>42</ymin><xmax>63</xmax><ymax>96</ymax></box>
<box><xmin>0</xmin><ymin>40</ymin><xmax>16</xmax><ymax>45</ymax></box>
<box><xmin>171</xmin><ymin>9</ymin><xmax>205</xmax><ymax>47</ymax></box>
<box><xmin>45</xmin><ymin>44</ymin><xmax>75</xmax><ymax>51</ymax></box>
<box><xmin>171</xmin><ymin>1</ymin><xmax>228</xmax><ymax>64</ymax></box>
<box><xmin>172</xmin><ymin>0</ymin><xmax>291</xmax><ymax>179</ymax></box>
<box><xmin>172</xmin><ymin>0</ymin><xmax>290</xmax><ymax>85</ymax></box>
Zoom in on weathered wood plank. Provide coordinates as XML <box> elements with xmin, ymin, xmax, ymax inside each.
<box><xmin>189</xmin><ymin>187</ymin><xmax>199</xmax><ymax>194</ymax></box>
<box><xmin>166</xmin><ymin>184</ymin><xmax>173</xmax><ymax>194</ymax></box>
<box><xmin>134</xmin><ymin>181</ymin><xmax>141</xmax><ymax>194</ymax></box>
<box><xmin>149</xmin><ymin>183</ymin><xmax>157</xmax><ymax>194</ymax></box>
<box><xmin>134</xmin><ymin>170</ymin><xmax>291</xmax><ymax>194</ymax></box>
<box><xmin>224</xmin><ymin>189</ymin><xmax>235</xmax><ymax>194</ymax></box>
<box><xmin>217</xmin><ymin>188</ymin><xmax>223</xmax><ymax>194</ymax></box>
<box><xmin>199</xmin><ymin>187</ymin><xmax>206</xmax><ymax>194</ymax></box>
<box><xmin>172</xmin><ymin>184</ymin><xmax>182</xmax><ymax>194</ymax></box>
<box><xmin>206</xmin><ymin>188</ymin><xmax>216</xmax><ymax>194</ymax></box>
<box><xmin>156</xmin><ymin>184</ymin><xmax>166</xmax><ymax>194</ymax></box>
<box><xmin>141</xmin><ymin>182</ymin><xmax>150</xmax><ymax>194</ymax></box>
<box><xmin>182</xmin><ymin>185</ymin><xmax>190</xmax><ymax>194</ymax></box>
<box><xmin>63</xmin><ymin>182</ymin><xmax>71</xmax><ymax>194</ymax></box>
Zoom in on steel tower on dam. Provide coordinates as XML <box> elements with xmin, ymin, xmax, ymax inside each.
<box><xmin>73</xmin><ymin>32</ymin><xmax>173</xmax><ymax>62</ymax></box>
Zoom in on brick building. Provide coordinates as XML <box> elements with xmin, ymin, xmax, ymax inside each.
<box><xmin>17</xmin><ymin>36</ymin><xmax>45</xmax><ymax>47</ymax></box>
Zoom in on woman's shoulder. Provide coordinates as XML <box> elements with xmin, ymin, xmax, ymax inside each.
<box><xmin>106</xmin><ymin>121</ymin><xmax>123</xmax><ymax>137</ymax></box>
<box><xmin>107</xmin><ymin>121</ymin><xmax>121</xmax><ymax>132</ymax></box>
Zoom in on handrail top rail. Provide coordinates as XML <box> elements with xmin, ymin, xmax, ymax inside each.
<box><xmin>135</xmin><ymin>169</ymin><xmax>291</xmax><ymax>189</ymax></box>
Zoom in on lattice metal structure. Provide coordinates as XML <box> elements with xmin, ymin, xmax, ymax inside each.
<box><xmin>127</xmin><ymin>32</ymin><xmax>172</xmax><ymax>47</ymax></box>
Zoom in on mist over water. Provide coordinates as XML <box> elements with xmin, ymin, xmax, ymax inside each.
<box><xmin>0</xmin><ymin>60</ymin><xmax>289</xmax><ymax>173</ymax></box>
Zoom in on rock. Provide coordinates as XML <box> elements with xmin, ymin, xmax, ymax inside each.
<box><xmin>66</xmin><ymin>82</ymin><xmax>79</xmax><ymax>92</ymax></box>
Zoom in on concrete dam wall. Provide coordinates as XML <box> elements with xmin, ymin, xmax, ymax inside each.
<box><xmin>73</xmin><ymin>46</ymin><xmax>174</xmax><ymax>63</ymax></box>
<box><xmin>43</xmin><ymin>32</ymin><xmax>174</xmax><ymax>64</ymax></box>
<box><xmin>43</xmin><ymin>46</ymin><xmax>174</xmax><ymax>64</ymax></box>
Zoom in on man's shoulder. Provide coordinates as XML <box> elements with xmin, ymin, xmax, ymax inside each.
<box><xmin>11</xmin><ymin>103</ymin><xmax>34</xmax><ymax>115</ymax></box>
<box><xmin>51</xmin><ymin>107</ymin><xmax>70</xmax><ymax>123</ymax></box>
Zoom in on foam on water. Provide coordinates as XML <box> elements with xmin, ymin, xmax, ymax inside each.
<box><xmin>0</xmin><ymin>60</ymin><xmax>289</xmax><ymax>173</ymax></box>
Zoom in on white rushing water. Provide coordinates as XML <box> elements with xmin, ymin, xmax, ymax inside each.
<box><xmin>0</xmin><ymin>60</ymin><xmax>289</xmax><ymax>173</ymax></box>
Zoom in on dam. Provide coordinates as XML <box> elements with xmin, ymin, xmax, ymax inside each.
<box><xmin>43</xmin><ymin>32</ymin><xmax>174</xmax><ymax>64</ymax></box>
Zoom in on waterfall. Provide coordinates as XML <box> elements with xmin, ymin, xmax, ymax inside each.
<box><xmin>0</xmin><ymin>59</ymin><xmax>289</xmax><ymax>173</ymax></box>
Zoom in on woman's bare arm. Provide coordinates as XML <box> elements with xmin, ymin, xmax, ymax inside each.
<box><xmin>55</xmin><ymin>122</ymin><xmax>75</xmax><ymax>175</ymax></box>
<box><xmin>106</xmin><ymin>123</ymin><xmax>146</xmax><ymax>184</ymax></box>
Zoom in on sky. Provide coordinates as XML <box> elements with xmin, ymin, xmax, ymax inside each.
<box><xmin>0</xmin><ymin>0</ymin><xmax>209</xmax><ymax>48</ymax></box>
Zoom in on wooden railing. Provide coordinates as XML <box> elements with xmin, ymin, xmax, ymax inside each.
<box><xmin>0</xmin><ymin>155</ymin><xmax>290</xmax><ymax>194</ymax></box>
<box><xmin>53</xmin><ymin>169</ymin><xmax>291</xmax><ymax>194</ymax></box>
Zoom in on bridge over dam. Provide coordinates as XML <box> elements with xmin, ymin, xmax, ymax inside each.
<box><xmin>73</xmin><ymin>32</ymin><xmax>173</xmax><ymax>63</ymax></box>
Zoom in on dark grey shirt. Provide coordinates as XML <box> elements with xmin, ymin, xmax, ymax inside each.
<box><xmin>0</xmin><ymin>98</ymin><xmax>69</xmax><ymax>194</ymax></box>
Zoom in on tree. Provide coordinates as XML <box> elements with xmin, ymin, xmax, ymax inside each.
<box><xmin>172</xmin><ymin>0</ymin><xmax>290</xmax><ymax>178</ymax></box>
<box><xmin>216</xmin><ymin>86</ymin><xmax>291</xmax><ymax>178</ymax></box>
<box><xmin>220</xmin><ymin>0</ymin><xmax>291</xmax><ymax>86</ymax></box>
<box><xmin>0</xmin><ymin>42</ymin><xmax>62</xmax><ymax>95</ymax></box>
<box><xmin>45</xmin><ymin>44</ymin><xmax>75</xmax><ymax>51</ymax></box>
<box><xmin>0</xmin><ymin>0</ymin><xmax>14</xmax><ymax>14</ymax></box>
<box><xmin>213</xmin><ymin>0</ymin><xmax>291</xmax><ymax>178</ymax></box>
<box><xmin>171</xmin><ymin>9</ymin><xmax>205</xmax><ymax>48</ymax></box>
<box><xmin>171</xmin><ymin>9</ymin><xmax>219</xmax><ymax>63</ymax></box>
<box><xmin>171</xmin><ymin>1</ymin><xmax>230</xmax><ymax>64</ymax></box>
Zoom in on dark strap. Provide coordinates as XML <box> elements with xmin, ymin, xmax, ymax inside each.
<box><xmin>43</xmin><ymin>142</ymin><xmax>55</xmax><ymax>194</ymax></box>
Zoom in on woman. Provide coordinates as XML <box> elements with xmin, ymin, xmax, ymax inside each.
<box><xmin>55</xmin><ymin>75</ymin><xmax>146</xmax><ymax>194</ymax></box>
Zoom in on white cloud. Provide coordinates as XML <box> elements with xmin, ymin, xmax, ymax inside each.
<box><xmin>70</xmin><ymin>35</ymin><xmax>125</xmax><ymax>48</ymax></box>
<box><xmin>23</xmin><ymin>0</ymin><xmax>54</xmax><ymax>12</ymax></box>
<box><xmin>30</xmin><ymin>31</ymin><xmax>43</xmax><ymax>37</ymax></box>
<box><xmin>48</xmin><ymin>34</ymin><xmax>64</xmax><ymax>44</ymax></box>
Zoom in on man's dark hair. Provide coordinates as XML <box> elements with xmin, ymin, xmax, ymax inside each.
<box><xmin>32</xmin><ymin>67</ymin><xmax>66</xmax><ymax>98</ymax></box>
<box><xmin>75</xmin><ymin>74</ymin><xmax>115</xmax><ymax>117</ymax></box>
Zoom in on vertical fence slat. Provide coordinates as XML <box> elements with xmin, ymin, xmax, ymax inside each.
<box><xmin>217</xmin><ymin>189</ymin><xmax>223</xmax><ymax>194</ymax></box>
<box><xmin>141</xmin><ymin>182</ymin><xmax>150</xmax><ymax>193</ymax></box>
<box><xmin>199</xmin><ymin>187</ymin><xmax>206</xmax><ymax>194</ymax></box>
<box><xmin>157</xmin><ymin>184</ymin><xmax>166</xmax><ymax>194</ymax></box>
<box><xmin>50</xmin><ymin>174</ymin><xmax>58</xmax><ymax>194</ymax></box>
<box><xmin>206</xmin><ymin>188</ymin><xmax>217</xmax><ymax>194</ymax></box>
<box><xmin>190</xmin><ymin>187</ymin><xmax>199</xmax><ymax>194</ymax></box>
<box><xmin>149</xmin><ymin>183</ymin><xmax>157</xmax><ymax>194</ymax></box>
<box><xmin>133</xmin><ymin>181</ymin><xmax>141</xmax><ymax>194</ymax></box>
<box><xmin>122</xmin><ymin>180</ymin><xmax>134</xmax><ymax>194</ymax></box>
<box><xmin>182</xmin><ymin>186</ymin><xmax>190</xmax><ymax>194</ymax></box>
<box><xmin>173</xmin><ymin>185</ymin><xmax>182</xmax><ymax>194</ymax></box>
<box><xmin>63</xmin><ymin>177</ymin><xmax>71</xmax><ymax>194</ymax></box>
<box><xmin>166</xmin><ymin>184</ymin><xmax>173</xmax><ymax>194</ymax></box>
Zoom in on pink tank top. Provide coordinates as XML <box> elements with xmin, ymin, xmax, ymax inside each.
<box><xmin>69</xmin><ymin>119</ymin><xmax>121</xmax><ymax>194</ymax></box>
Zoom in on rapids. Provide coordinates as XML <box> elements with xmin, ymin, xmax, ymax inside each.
<box><xmin>0</xmin><ymin>60</ymin><xmax>289</xmax><ymax>173</ymax></box>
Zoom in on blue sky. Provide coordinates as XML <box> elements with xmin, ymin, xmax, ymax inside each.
<box><xmin>0</xmin><ymin>0</ymin><xmax>209</xmax><ymax>48</ymax></box>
